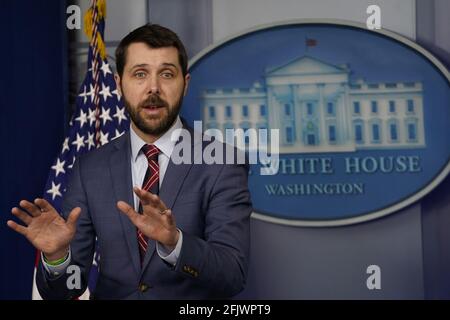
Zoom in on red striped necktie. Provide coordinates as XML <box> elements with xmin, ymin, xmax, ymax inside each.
<box><xmin>137</xmin><ymin>144</ymin><xmax>160</xmax><ymax>263</ymax></box>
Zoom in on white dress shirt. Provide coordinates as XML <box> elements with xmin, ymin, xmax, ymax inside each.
<box><xmin>43</xmin><ymin>116</ymin><xmax>184</xmax><ymax>276</ymax></box>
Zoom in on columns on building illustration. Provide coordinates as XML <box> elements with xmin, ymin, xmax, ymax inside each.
<box><xmin>340</xmin><ymin>82</ymin><xmax>352</xmax><ymax>145</ymax></box>
<box><xmin>293</xmin><ymin>84</ymin><xmax>303</xmax><ymax>147</ymax></box>
<box><xmin>267</xmin><ymin>87</ymin><xmax>282</xmax><ymax>143</ymax></box>
<box><xmin>318</xmin><ymin>83</ymin><xmax>326</xmax><ymax>146</ymax></box>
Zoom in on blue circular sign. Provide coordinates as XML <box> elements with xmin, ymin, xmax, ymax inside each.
<box><xmin>182</xmin><ymin>21</ymin><xmax>450</xmax><ymax>226</ymax></box>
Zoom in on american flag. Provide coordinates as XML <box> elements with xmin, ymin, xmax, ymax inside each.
<box><xmin>32</xmin><ymin>0</ymin><xmax>129</xmax><ymax>299</ymax></box>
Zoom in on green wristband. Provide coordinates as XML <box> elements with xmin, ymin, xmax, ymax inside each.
<box><xmin>44</xmin><ymin>252</ymin><xmax>68</xmax><ymax>266</ymax></box>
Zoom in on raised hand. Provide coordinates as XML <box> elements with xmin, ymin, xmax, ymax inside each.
<box><xmin>7</xmin><ymin>198</ymin><xmax>81</xmax><ymax>261</ymax></box>
<box><xmin>117</xmin><ymin>187</ymin><xmax>179</xmax><ymax>250</ymax></box>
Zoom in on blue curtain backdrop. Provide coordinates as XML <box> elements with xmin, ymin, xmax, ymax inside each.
<box><xmin>0</xmin><ymin>0</ymin><xmax>68</xmax><ymax>299</ymax></box>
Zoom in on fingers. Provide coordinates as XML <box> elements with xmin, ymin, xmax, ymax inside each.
<box><xmin>163</xmin><ymin>209</ymin><xmax>172</xmax><ymax>217</ymax></box>
<box><xmin>11</xmin><ymin>207</ymin><xmax>32</xmax><ymax>226</ymax></box>
<box><xmin>19</xmin><ymin>200</ymin><xmax>42</xmax><ymax>217</ymax></box>
<box><xmin>117</xmin><ymin>201</ymin><xmax>140</xmax><ymax>225</ymax></box>
<box><xmin>34</xmin><ymin>198</ymin><xmax>56</xmax><ymax>214</ymax></box>
<box><xmin>133</xmin><ymin>187</ymin><xmax>167</xmax><ymax>213</ymax></box>
<box><xmin>161</xmin><ymin>209</ymin><xmax>175</xmax><ymax>226</ymax></box>
<box><xmin>6</xmin><ymin>220</ymin><xmax>28</xmax><ymax>236</ymax></box>
<box><xmin>133</xmin><ymin>187</ymin><xmax>152</xmax><ymax>206</ymax></box>
<box><xmin>66</xmin><ymin>207</ymin><xmax>81</xmax><ymax>228</ymax></box>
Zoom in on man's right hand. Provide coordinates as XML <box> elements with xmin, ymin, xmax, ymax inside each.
<box><xmin>7</xmin><ymin>198</ymin><xmax>80</xmax><ymax>261</ymax></box>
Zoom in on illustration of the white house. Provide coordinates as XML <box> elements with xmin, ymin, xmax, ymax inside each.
<box><xmin>201</xmin><ymin>55</ymin><xmax>425</xmax><ymax>153</ymax></box>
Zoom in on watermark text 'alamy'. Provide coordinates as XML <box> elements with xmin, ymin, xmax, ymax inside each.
<box><xmin>169</xmin><ymin>121</ymin><xmax>279</xmax><ymax>176</ymax></box>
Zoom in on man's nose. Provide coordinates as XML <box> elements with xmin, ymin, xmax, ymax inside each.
<box><xmin>147</xmin><ymin>76</ymin><xmax>160</xmax><ymax>95</ymax></box>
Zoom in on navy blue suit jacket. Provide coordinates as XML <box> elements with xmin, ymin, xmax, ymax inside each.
<box><xmin>36</xmin><ymin>123</ymin><xmax>252</xmax><ymax>299</ymax></box>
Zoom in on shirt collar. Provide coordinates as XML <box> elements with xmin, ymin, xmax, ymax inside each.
<box><xmin>130</xmin><ymin>116</ymin><xmax>183</xmax><ymax>162</ymax></box>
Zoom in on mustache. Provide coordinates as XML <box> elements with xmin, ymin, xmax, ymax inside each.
<box><xmin>139</xmin><ymin>94</ymin><xmax>169</xmax><ymax>108</ymax></box>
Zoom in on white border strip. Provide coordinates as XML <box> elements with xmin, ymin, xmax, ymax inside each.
<box><xmin>188</xmin><ymin>19</ymin><xmax>450</xmax><ymax>227</ymax></box>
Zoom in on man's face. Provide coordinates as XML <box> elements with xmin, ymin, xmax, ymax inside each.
<box><xmin>116</xmin><ymin>43</ymin><xmax>190</xmax><ymax>139</ymax></box>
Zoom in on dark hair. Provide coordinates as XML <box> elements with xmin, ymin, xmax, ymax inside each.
<box><xmin>115</xmin><ymin>23</ymin><xmax>188</xmax><ymax>77</ymax></box>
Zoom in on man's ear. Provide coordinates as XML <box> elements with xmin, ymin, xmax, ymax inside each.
<box><xmin>183</xmin><ymin>73</ymin><xmax>191</xmax><ymax>96</ymax></box>
<box><xmin>114</xmin><ymin>73</ymin><xmax>122</xmax><ymax>96</ymax></box>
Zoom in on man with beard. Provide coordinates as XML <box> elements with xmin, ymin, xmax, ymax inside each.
<box><xmin>7</xmin><ymin>24</ymin><xmax>252</xmax><ymax>299</ymax></box>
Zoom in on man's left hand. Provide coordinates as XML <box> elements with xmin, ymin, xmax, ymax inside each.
<box><xmin>117</xmin><ymin>187</ymin><xmax>179</xmax><ymax>250</ymax></box>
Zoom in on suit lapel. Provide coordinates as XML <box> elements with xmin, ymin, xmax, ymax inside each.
<box><xmin>159</xmin><ymin>122</ymin><xmax>202</xmax><ymax>208</ymax></box>
<box><xmin>109</xmin><ymin>132</ymin><xmax>141</xmax><ymax>277</ymax></box>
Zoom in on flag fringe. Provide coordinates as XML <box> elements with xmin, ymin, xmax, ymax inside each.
<box><xmin>84</xmin><ymin>0</ymin><xmax>107</xmax><ymax>59</ymax></box>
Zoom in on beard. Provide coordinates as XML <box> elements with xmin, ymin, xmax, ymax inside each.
<box><xmin>123</xmin><ymin>90</ymin><xmax>184</xmax><ymax>137</ymax></box>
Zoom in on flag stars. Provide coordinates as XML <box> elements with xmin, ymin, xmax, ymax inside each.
<box><xmin>113</xmin><ymin>106</ymin><xmax>127</xmax><ymax>125</ymax></box>
<box><xmin>100</xmin><ymin>61</ymin><xmax>112</xmax><ymax>77</ymax></box>
<box><xmin>44</xmin><ymin>49</ymin><xmax>126</xmax><ymax>214</ymax></box>
<box><xmin>51</xmin><ymin>158</ymin><xmax>66</xmax><ymax>178</ymax></box>
<box><xmin>112</xmin><ymin>88</ymin><xmax>122</xmax><ymax>101</ymax></box>
<box><xmin>85</xmin><ymin>132</ymin><xmax>95</xmax><ymax>150</ymax></box>
<box><xmin>113</xmin><ymin>129</ymin><xmax>124</xmax><ymax>140</ymax></box>
<box><xmin>99</xmin><ymin>83</ymin><xmax>112</xmax><ymax>102</ymax></box>
<box><xmin>72</xmin><ymin>133</ymin><xmax>86</xmax><ymax>152</ymax></box>
<box><xmin>100</xmin><ymin>131</ymin><xmax>110</xmax><ymax>146</ymax></box>
<box><xmin>75</xmin><ymin>109</ymin><xmax>88</xmax><ymax>129</ymax></box>
<box><xmin>100</xmin><ymin>107</ymin><xmax>112</xmax><ymax>125</ymax></box>
<box><xmin>78</xmin><ymin>85</ymin><xmax>88</xmax><ymax>104</ymax></box>
<box><xmin>62</xmin><ymin>138</ymin><xmax>70</xmax><ymax>154</ymax></box>
<box><xmin>87</xmin><ymin>84</ymin><xmax>95</xmax><ymax>103</ymax></box>
<box><xmin>88</xmin><ymin>108</ymin><xmax>97</xmax><ymax>126</ymax></box>
<box><xmin>68</xmin><ymin>156</ymin><xmax>76</xmax><ymax>169</ymax></box>
<box><xmin>47</xmin><ymin>182</ymin><xmax>62</xmax><ymax>200</ymax></box>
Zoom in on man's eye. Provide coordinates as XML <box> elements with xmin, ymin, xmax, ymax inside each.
<box><xmin>161</xmin><ymin>72</ymin><xmax>173</xmax><ymax>79</ymax></box>
<box><xmin>135</xmin><ymin>72</ymin><xmax>146</xmax><ymax>78</ymax></box>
